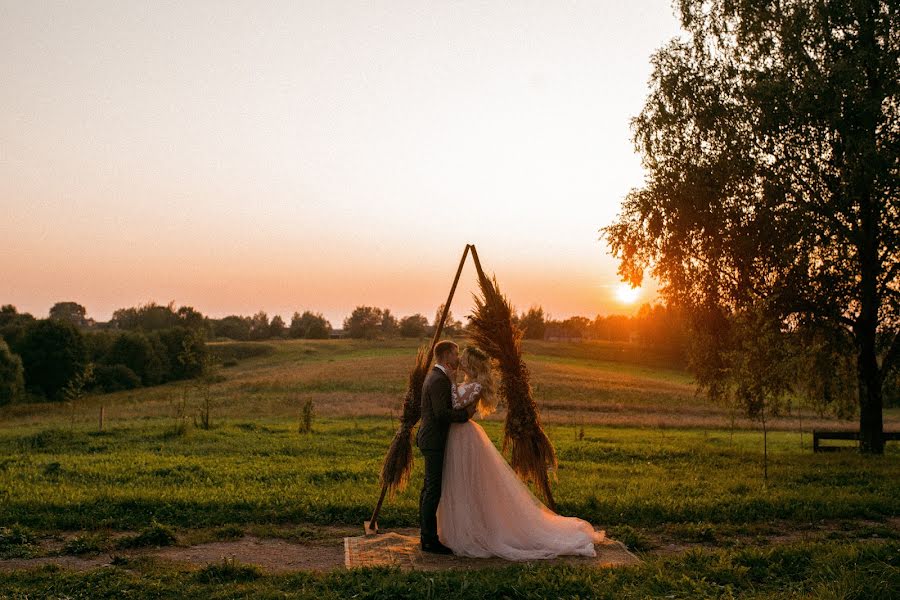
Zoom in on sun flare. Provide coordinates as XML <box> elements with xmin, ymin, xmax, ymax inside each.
<box><xmin>615</xmin><ymin>283</ymin><xmax>641</xmax><ymax>304</ymax></box>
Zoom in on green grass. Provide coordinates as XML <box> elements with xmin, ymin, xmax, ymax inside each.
<box><xmin>1</xmin><ymin>541</ymin><xmax>896</xmax><ymax>598</ymax></box>
<box><xmin>1</xmin><ymin>338</ymin><xmax>898</xmax><ymax>598</ymax></box>
<box><xmin>0</xmin><ymin>418</ymin><xmax>897</xmax><ymax>533</ymax></box>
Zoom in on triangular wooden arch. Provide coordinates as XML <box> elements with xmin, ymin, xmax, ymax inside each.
<box><xmin>365</xmin><ymin>244</ymin><xmax>556</xmax><ymax>534</ymax></box>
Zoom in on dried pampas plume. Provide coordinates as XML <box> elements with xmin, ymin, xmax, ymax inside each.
<box><xmin>467</xmin><ymin>266</ymin><xmax>558</xmax><ymax>510</ymax></box>
<box><xmin>379</xmin><ymin>346</ymin><xmax>431</xmax><ymax>495</ymax></box>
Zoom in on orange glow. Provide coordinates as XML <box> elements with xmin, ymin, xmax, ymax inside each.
<box><xmin>0</xmin><ymin>3</ymin><xmax>677</xmax><ymax>324</ymax></box>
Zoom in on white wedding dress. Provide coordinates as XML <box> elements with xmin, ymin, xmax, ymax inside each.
<box><xmin>436</xmin><ymin>381</ymin><xmax>605</xmax><ymax>560</ymax></box>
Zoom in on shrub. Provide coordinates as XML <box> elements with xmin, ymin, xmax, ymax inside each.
<box><xmin>0</xmin><ymin>524</ymin><xmax>37</xmax><ymax>559</ymax></box>
<box><xmin>194</xmin><ymin>557</ymin><xmax>262</xmax><ymax>583</ymax></box>
<box><xmin>104</xmin><ymin>331</ymin><xmax>168</xmax><ymax>386</ymax></box>
<box><xmin>16</xmin><ymin>319</ymin><xmax>88</xmax><ymax>401</ymax></box>
<box><xmin>299</xmin><ymin>399</ymin><xmax>314</xmax><ymax>434</ymax></box>
<box><xmin>0</xmin><ymin>338</ymin><xmax>25</xmax><ymax>405</ymax></box>
<box><xmin>117</xmin><ymin>521</ymin><xmax>176</xmax><ymax>549</ymax></box>
<box><xmin>213</xmin><ymin>315</ymin><xmax>252</xmax><ymax>341</ymax></box>
<box><xmin>83</xmin><ymin>330</ymin><xmax>118</xmax><ymax>362</ymax></box>
<box><xmin>91</xmin><ymin>364</ymin><xmax>142</xmax><ymax>392</ymax></box>
<box><xmin>62</xmin><ymin>533</ymin><xmax>107</xmax><ymax>555</ymax></box>
<box><xmin>208</xmin><ymin>342</ymin><xmax>276</xmax><ymax>362</ymax></box>
<box><xmin>154</xmin><ymin>326</ymin><xmax>207</xmax><ymax>380</ymax></box>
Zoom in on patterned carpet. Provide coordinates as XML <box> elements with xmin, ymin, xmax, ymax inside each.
<box><xmin>344</xmin><ymin>530</ymin><xmax>641</xmax><ymax>570</ymax></box>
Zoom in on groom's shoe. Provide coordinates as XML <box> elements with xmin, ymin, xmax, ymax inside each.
<box><xmin>420</xmin><ymin>540</ymin><xmax>453</xmax><ymax>555</ymax></box>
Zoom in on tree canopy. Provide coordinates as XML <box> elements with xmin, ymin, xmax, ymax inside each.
<box><xmin>603</xmin><ymin>0</ymin><xmax>899</xmax><ymax>452</ymax></box>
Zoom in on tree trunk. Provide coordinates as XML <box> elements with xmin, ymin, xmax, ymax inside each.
<box><xmin>857</xmin><ymin>327</ymin><xmax>884</xmax><ymax>454</ymax></box>
<box><xmin>853</xmin><ymin>0</ymin><xmax>885</xmax><ymax>456</ymax></box>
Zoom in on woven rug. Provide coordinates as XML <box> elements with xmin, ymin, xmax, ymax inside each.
<box><xmin>344</xmin><ymin>530</ymin><xmax>641</xmax><ymax>570</ymax></box>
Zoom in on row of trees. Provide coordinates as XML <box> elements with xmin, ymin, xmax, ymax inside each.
<box><xmin>515</xmin><ymin>304</ymin><xmax>687</xmax><ymax>347</ymax></box>
<box><xmin>37</xmin><ymin>300</ymin><xmax>334</xmax><ymax>342</ymax></box>
<box><xmin>341</xmin><ymin>305</ymin><xmax>463</xmax><ymax>339</ymax></box>
<box><xmin>0</xmin><ymin>304</ymin><xmax>207</xmax><ymax>405</ymax></box>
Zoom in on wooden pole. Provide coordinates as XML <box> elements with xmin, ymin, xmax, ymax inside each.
<box><xmin>365</xmin><ymin>244</ymin><xmax>472</xmax><ymax>534</ymax></box>
<box><xmin>99</xmin><ymin>405</ymin><xmax>105</xmax><ymax>432</ymax></box>
<box><xmin>469</xmin><ymin>244</ymin><xmax>487</xmax><ymax>284</ymax></box>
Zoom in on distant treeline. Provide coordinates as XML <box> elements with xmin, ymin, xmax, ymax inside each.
<box><xmin>0</xmin><ymin>299</ymin><xmax>691</xmax><ymax>406</ymax></box>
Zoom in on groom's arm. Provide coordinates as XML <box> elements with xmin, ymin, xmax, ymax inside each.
<box><xmin>432</xmin><ymin>376</ymin><xmax>470</xmax><ymax>424</ymax></box>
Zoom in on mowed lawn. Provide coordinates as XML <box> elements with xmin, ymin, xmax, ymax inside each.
<box><xmin>1</xmin><ymin>338</ymin><xmax>898</xmax><ymax>598</ymax></box>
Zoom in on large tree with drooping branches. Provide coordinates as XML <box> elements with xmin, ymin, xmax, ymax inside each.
<box><xmin>603</xmin><ymin>0</ymin><xmax>899</xmax><ymax>453</ymax></box>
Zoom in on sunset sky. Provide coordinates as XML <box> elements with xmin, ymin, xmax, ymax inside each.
<box><xmin>1</xmin><ymin>2</ymin><xmax>682</xmax><ymax>327</ymax></box>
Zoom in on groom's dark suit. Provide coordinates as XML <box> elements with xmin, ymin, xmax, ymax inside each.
<box><xmin>416</xmin><ymin>365</ymin><xmax>470</xmax><ymax>546</ymax></box>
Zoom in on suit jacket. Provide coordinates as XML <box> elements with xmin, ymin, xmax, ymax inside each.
<box><xmin>416</xmin><ymin>365</ymin><xmax>470</xmax><ymax>451</ymax></box>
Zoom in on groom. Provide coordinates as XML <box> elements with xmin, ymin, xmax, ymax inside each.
<box><xmin>416</xmin><ymin>340</ymin><xmax>476</xmax><ymax>553</ymax></box>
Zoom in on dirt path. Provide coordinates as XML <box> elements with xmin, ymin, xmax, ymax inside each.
<box><xmin>1</xmin><ymin>519</ymin><xmax>896</xmax><ymax>574</ymax></box>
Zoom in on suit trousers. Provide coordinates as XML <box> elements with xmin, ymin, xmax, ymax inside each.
<box><xmin>419</xmin><ymin>448</ymin><xmax>444</xmax><ymax>544</ymax></box>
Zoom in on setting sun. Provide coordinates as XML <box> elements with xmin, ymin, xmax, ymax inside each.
<box><xmin>615</xmin><ymin>283</ymin><xmax>641</xmax><ymax>304</ymax></box>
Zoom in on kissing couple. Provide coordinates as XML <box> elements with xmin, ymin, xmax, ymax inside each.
<box><xmin>416</xmin><ymin>340</ymin><xmax>605</xmax><ymax>559</ymax></box>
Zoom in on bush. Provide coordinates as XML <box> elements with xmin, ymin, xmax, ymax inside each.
<box><xmin>208</xmin><ymin>342</ymin><xmax>276</xmax><ymax>362</ymax></box>
<box><xmin>0</xmin><ymin>524</ymin><xmax>37</xmax><ymax>559</ymax></box>
<box><xmin>16</xmin><ymin>319</ymin><xmax>88</xmax><ymax>401</ymax></box>
<box><xmin>104</xmin><ymin>331</ymin><xmax>168</xmax><ymax>386</ymax></box>
<box><xmin>0</xmin><ymin>339</ymin><xmax>25</xmax><ymax>405</ymax></box>
<box><xmin>194</xmin><ymin>557</ymin><xmax>262</xmax><ymax>583</ymax></box>
<box><xmin>117</xmin><ymin>521</ymin><xmax>176</xmax><ymax>549</ymax></box>
<box><xmin>213</xmin><ymin>315</ymin><xmax>252</xmax><ymax>341</ymax></box>
<box><xmin>0</xmin><ymin>305</ymin><xmax>36</xmax><ymax>352</ymax></box>
<box><xmin>154</xmin><ymin>327</ymin><xmax>207</xmax><ymax>380</ymax></box>
<box><xmin>83</xmin><ymin>330</ymin><xmax>118</xmax><ymax>362</ymax></box>
<box><xmin>91</xmin><ymin>364</ymin><xmax>142</xmax><ymax>392</ymax></box>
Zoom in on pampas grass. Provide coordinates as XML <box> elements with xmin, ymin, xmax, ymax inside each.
<box><xmin>379</xmin><ymin>346</ymin><xmax>431</xmax><ymax>494</ymax></box>
<box><xmin>467</xmin><ymin>260</ymin><xmax>558</xmax><ymax>511</ymax></box>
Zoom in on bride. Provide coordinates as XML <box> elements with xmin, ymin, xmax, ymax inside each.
<box><xmin>436</xmin><ymin>346</ymin><xmax>605</xmax><ymax>560</ymax></box>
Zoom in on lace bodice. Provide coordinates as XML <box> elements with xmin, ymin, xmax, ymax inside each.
<box><xmin>452</xmin><ymin>381</ymin><xmax>483</xmax><ymax>410</ymax></box>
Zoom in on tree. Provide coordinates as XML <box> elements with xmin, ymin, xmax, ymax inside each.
<box><xmin>603</xmin><ymin>0</ymin><xmax>899</xmax><ymax>453</ymax></box>
<box><xmin>215</xmin><ymin>315</ymin><xmax>252</xmax><ymax>341</ymax></box>
<box><xmin>17</xmin><ymin>319</ymin><xmax>88</xmax><ymax>401</ymax></box>
<box><xmin>0</xmin><ymin>305</ymin><xmax>36</xmax><ymax>351</ymax></box>
<box><xmin>399</xmin><ymin>314</ymin><xmax>429</xmax><ymax>338</ymax></box>
<box><xmin>49</xmin><ymin>302</ymin><xmax>88</xmax><ymax>327</ymax></box>
<box><xmin>111</xmin><ymin>301</ymin><xmax>181</xmax><ymax>331</ymax></box>
<box><xmin>289</xmin><ymin>311</ymin><xmax>332</xmax><ymax>339</ymax></box>
<box><xmin>176</xmin><ymin>306</ymin><xmax>208</xmax><ymax>333</ymax></box>
<box><xmin>433</xmin><ymin>304</ymin><xmax>462</xmax><ymax>337</ymax></box>
<box><xmin>248</xmin><ymin>311</ymin><xmax>270</xmax><ymax>340</ymax></box>
<box><xmin>519</xmin><ymin>306</ymin><xmax>547</xmax><ymax>340</ymax></box>
<box><xmin>690</xmin><ymin>302</ymin><xmax>794</xmax><ymax>479</ymax></box>
<box><xmin>380</xmin><ymin>309</ymin><xmax>399</xmax><ymax>338</ymax></box>
<box><xmin>269</xmin><ymin>315</ymin><xmax>287</xmax><ymax>339</ymax></box>
<box><xmin>156</xmin><ymin>327</ymin><xmax>207</xmax><ymax>380</ymax></box>
<box><xmin>0</xmin><ymin>338</ymin><xmax>25</xmax><ymax>405</ymax></box>
<box><xmin>344</xmin><ymin>306</ymin><xmax>383</xmax><ymax>339</ymax></box>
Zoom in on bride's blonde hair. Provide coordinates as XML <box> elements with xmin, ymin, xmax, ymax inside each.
<box><xmin>461</xmin><ymin>346</ymin><xmax>497</xmax><ymax>416</ymax></box>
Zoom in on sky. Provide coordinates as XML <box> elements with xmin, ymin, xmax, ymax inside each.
<box><xmin>1</xmin><ymin>1</ymin><xmax>684</xmax><ymax>327</ymax></box>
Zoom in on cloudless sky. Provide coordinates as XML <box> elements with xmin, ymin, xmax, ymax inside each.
<box><xmin>1</xmin><ymin>1</ymin><xmax>683</xmax><ymax>327</ymax></box>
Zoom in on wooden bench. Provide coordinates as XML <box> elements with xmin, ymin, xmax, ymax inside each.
<box><xmin>813</xmin><ymin>430</ymin><xmax>900</xmax><ymax>452</ymax></box>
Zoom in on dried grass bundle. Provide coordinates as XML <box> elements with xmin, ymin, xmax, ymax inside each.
<box><xmin>379</xmin><ymin>346</ymin><xmax>432</xmax><ymax>494</ymax></box>
<box><xmin>467</xmin><ymin>270</ymin><xmax>558</xmax><ymax>510</ymax></box>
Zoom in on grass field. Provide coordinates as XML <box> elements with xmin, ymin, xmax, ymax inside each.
<box><xmin>1</xmin><ymin>338</ymin><xmax>898</xmax><ymax>598</ymax></box>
